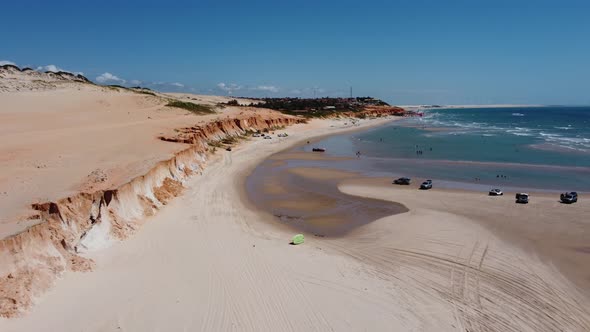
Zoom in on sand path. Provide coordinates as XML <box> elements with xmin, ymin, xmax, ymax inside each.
<box><xmin>337</xmin><ymin>182</ymin><xmax>590</xmax><ymax>331</ymax></box>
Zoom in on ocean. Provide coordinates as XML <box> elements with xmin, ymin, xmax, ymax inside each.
<box><xmin>300</xmin><ymin>106</ymin><xmax>590</xmax><ymax>192</ymax></box>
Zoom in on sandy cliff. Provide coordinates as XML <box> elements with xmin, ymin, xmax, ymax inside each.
<box><xmin>0</xmin><ymin>68</ymin><xmax>305</xmax><ymax>317</ymax></box>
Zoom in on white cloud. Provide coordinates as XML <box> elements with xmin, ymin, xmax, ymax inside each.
<box><xmin>217</xmin><ymin>82</ymin><xmax>243</xmax><ymax>94</ymax></box>
<box><xmin>130</xmin><ymin>79</ymin><xmax>142</xmax><ymax>85</ymax></box>
<box><xmin>96</xmin><ymin>72</ymin><xmax>126</xmax><ymax>84</ymax></box>
<box><xmin>37</xmin><ymin>64</ymin><xmax>63</xmax><ymax>72</ymax></box>
<box><xmin>252</xmin><ymin>85</ymin><xmax>279</xmax><ymax>93</ymax></box>
<box><xmin>286</xmin><ymin>87</ymin><xmax>329</xmax><ymax>97</ymax></box>
<box><xmin>35</xmin><ymin>64</ymin><xmax>83</xmax><ymax>75</ymax></box>
<box><xmin>0</xmin><ymin>60</ymin><xmax>16</xmax><ymax>66</ymax></box>
<box><xmin>150</xmin><ymin>81</ymin><xmax>184</xmax><ymax>88</ymax></box>
<box><xmin>217</xmin><ymin>83</ymin><xmax>279</xmax><ymax>95</ymax></box>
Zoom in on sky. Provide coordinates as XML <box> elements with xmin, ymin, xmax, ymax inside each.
<box><xmin>1</xmin><ymin>0</ymin><xmax>590</xmax><ymax>105</ymax></box>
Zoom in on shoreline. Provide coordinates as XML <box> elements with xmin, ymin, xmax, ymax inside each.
<box><xmin>305</xmin><ymin>112</ymin><xmax>590</xmax><ymax>193</ymax></box>
<box><xmin>244</xmin><ymin>137</ymin><xmax>590</xmax><ymax>295</ymax></box>
<box><xmin>400</xmin><ymin>104</ymin><xmax>546</xmax><ymax>111</ymax></box>
<box><xmin>242</xmin><ymin>121</ymin><xmax>590</xmax><ymax>330</ymax></box>
<box><xmin>242</xmin><ymin>122</ymin><xmax>590</xmax><ymax>328</ymax></box>
<box><xmin>236</xmin><ymin>116</ymin><xmax>404</xmax><ymax>232</ymax></box>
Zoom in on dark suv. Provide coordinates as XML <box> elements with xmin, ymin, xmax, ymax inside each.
<box><xmin>560</xmin><ymin>192</ymin><xmax>578</xmax><ymax>204</ymax></box>
<box><xmin>515</xmin><ymin>193</ymin><xmax>529</xmax><ymax>204</ymax></box>
<box><xmin>393</xmin><ymin>177</ymin><xmax>411</xmax><ymax>185</ymax></box>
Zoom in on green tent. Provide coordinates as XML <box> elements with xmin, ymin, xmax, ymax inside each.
<box><xmin>291</xmin><ymin>234</ymin><xmax>305</xmax><ymax>245</ymax></box>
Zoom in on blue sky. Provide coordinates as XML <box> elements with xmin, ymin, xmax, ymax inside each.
<box><xmin>2</xmin><ymin>0</ymin><xmax>589</xmax><ymax>105</ymax></box>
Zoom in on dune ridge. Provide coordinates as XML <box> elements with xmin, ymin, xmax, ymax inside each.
<box><xmin>0</xmin><ymin>65</ymin><xmax>90</xmax><ymax>92</ymax></box>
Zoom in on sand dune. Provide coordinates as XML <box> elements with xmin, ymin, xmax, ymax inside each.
<box><xmin>0</xmin><ymin>69</ymin><xmax>308</xmax><ymax>317</ymax></box>
<box><xmin>0</xmin><ymin>81</ymin><xmax>279</xmax><ymax>235</ymax></box>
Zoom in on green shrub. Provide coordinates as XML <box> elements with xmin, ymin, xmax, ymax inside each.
<box><xmin>166</xmin><ymin>100</ymin><xmax>215</xmax><ymax>115</ymax></box>
<box><xmin>136</xmin><ymin>90</ymin><xmax>156</xmax><ymax>96</ymax></box>
<box><xmin>221</xmin><ymin>136</ymin><xmax>238</xmax><ymax>144</ymax></box>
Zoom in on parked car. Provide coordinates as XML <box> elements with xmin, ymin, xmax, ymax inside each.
<box><xmin>489</xmin><ymin>188</ymin><xmax>503</xmax><ymax>196</ymax></box>
<box><xmin>225</xmin><ymin>147</ymin><xmax>232</xmax><ymax>151</ymax></box>
<box><xmin>420</xmin><ymin>180</ymin><xmax>432</xmax><ymax>190</ymax></box>
<box><xmin>264</xmin><ymin>136</ymin><xmax>272</xmax><ymax>139</ymax></box>
<box><xmin>560</xmin><ymin>192</ymin><xmax>578</xmax><ymax>204</ymax></box>
<box><xmin>515</xmin><ymin>193</ymin><xmax>529</xmax><ymax>204</ymax></box>
<box><xmin>393</xmin><ymin>177</ymin><xmax>411</xmax><ymax>185</ymax></box>
<box><xmin>312</xmin><ymin>147</ymin><xmax>326</xmax><ymax>152</ymax></box>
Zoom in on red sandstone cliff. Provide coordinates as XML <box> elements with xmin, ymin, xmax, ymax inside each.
<box><xmin>0</xmin><ymin>113</ymin><xmax>305</xmax><ymax>317</ymax></box>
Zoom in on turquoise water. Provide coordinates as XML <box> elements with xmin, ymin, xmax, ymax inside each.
<box><xmin>305</xmin><ymin>107</ymin><xmax>590</xmax><ymax>192</ymax></box>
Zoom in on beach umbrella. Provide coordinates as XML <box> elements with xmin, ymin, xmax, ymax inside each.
<box><xmin>291</xmin><ymin>234</ymin><xmax>305</xmax><ymax>245</ymax></box>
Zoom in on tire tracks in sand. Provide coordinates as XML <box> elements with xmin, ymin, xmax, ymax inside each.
<box><xmin>320</xmin><ymin>218</ymin><xmax>590</xmax><ymax>332</ymax></box>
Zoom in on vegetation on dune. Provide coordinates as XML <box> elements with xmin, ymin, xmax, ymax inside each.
<box><xmin>208</xmin><ymin>141</ymin><xmax>223</xmax><ymax>148</ymax></box>
<box><xmin>106</xmin><ymin>84</ymin><xmax>127</xmax><ymax>90</ymax></box>
<box><xmin>99</xmin><ymin>85</ymin><xmax>158</xmax><ymax>97</ymax></box>
<box><xmin>166</xmin><ymin>100</ymin><xmax>215</xmax><ymax>115</ymax></box>
<box><xmin>135</xmin><ymin>89</ymin><xmax>156</xmax><ymax>96</ymax></box>
<box><xmin>221</xmin><ymin>136</ymin><xmax>238</xmax><ymax>145</ymax></box>
<box><xmin>249</xmin><ymin>97</ymin><xmax>391</xmax><ymax>118</ymax></box>
<box><xmin>277</xmin><ymin>108</ymin><xmax>345</xmax><ymax>118</ymax></box>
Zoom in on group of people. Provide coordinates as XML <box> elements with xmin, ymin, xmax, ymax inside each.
<box><xmin>473</xmin><ymin>174</ymin><xmax>510</xmax><ymax>182</ymax></box>
<box><xmin>415</xmin><ymin>146</ymin><xmax>433</xmax><ymax>156</ymax></box>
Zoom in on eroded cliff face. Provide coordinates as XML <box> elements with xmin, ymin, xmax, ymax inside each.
<box><xmin>0</xmin><ymin>113</ymin><xmax>305</xmax><ymax>317</ymax></box>
<box><xmin>158</xmin><ymin>115</ymin><xmax>305</xmax><ymax>144</ymax></box>
<box><xmin>356</xmin><ymin>105</ymin><xmax>406</xmax><ymax>117</ymax></box>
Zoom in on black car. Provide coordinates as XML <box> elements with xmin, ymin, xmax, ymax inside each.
<box><xmin>393</xmin><ymin>177</ymin><xmax>411</xmax><ymax>185</ymax></box>
<box><xmin>560</xmin><ymin>192</ymin><xmax>578</xmax><ymax>204</ymax></box>
<box><xmin>515</xmin><ymin>193</ymin><xmax>529</xmax><ymax>204</ymax></box>
<box><xmin>420</xmin><ymin>180</ymin><xmax>433</xmax><ymax>190</ymax></box>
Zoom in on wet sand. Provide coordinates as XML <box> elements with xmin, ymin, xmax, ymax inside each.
<box><xmin>247</xmin><ymin>148</ymin><xmax>590</xmax><ymax>295</ymax></box>
<box><xmin>247</xmin><ymin>164</ymin><xmax>408</xmax><ymax>236</ymax></box>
